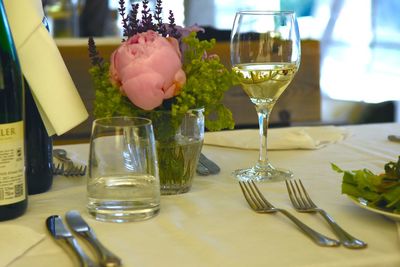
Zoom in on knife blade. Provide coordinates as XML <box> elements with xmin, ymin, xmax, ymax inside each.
<box><xmin>46</xmin><ymin>215</ymin><xmax>99</xmax><ymax>267</ymax></box>
<box><xmin>196</xmin><ymin>160</ymin><xmax>210</xmax><ymax>176</ymax></box>
<box><xmin>388</xmin><ymin>135</ymin><xmax>400</xmax><ymax>143</ymax></box>
<box><xmin>66</xmin><ymin>210</ymin><xmax>122</xmax><ymax>267</ymax></box>
<box><xmin>198</xmin><ymin>153</ymin><xmax>220</xmax><ymax>175</ymax></box>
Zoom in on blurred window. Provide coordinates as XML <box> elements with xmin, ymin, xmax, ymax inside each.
<box><xmin>185</xmin><ymin>0</ymin><xmax>400</xmax><ymax>103</ymax></box>
<box><xmin>317</xmin><ymin>0</ymin><xmax>400</xmax><ymax>103</ymax></box>
<box><xmin>45</xmin><ymin>0</ymin><xmax>400</xmax><ymax>103</ymax></box>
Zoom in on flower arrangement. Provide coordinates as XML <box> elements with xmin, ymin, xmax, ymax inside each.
<box><xmin>88</xmin><ymin>0</ymin><xmax>236</xmax><ymax>132</ymax></box>
<box><xmin>87</xmin><ymin>0</ymin><xmax>236</xmax><ymax>194</ymax></box>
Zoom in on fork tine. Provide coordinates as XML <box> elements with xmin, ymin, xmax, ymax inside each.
<box><xmin>239</xmin><ymin>182</ymin><xmax>258</xmax><ymax>210</ymax></box>
<box><xmin>80</xmin><ymin>165</ymin><xmax>87</xmax><ymax>176</ymax></box>
<box><xmin>74</xmin><ymin>165</ymin><xmax>82</xmax><ymax>176</ymax></box>
<box><xmin>293</xmin><ymin>180</ymin><xmax>309</xmax><ymax>208</ymax></box>
<box><xmin>249</xmin><ymin>181</ymin><xmax>274</xmax><ymax>209</ymax></box>
<box><xmin>70</xmin><ymin>166</ymin><xmax>78</xmax><ymax>176</ymax></box>
<box><xmin>286</xmin><ymin>180</ymin><xmax>310</xmax><ymax>209</ymax></box>
<box><xmin>285</xmin><ymin>180</ymin><xmax>301</xmax><ymax>208</ymax></box>
<box><xmin>65</xmin><ymin>164</ymin><xmax>75</xmax><ymax>176</ymax></box>
<box><xmin>298</xmin><ymin>180</ymin><xmax>317</xmax><ymax>208</ymax></box>
<box><xmin>64</xmin><ymin>165</ymin><xmax>70</xmax><ymax>176</ymax></box>
<box><xmin>77</xmin><ymin>165</ymin><xmax>85</xmax><ymax>176</ymax></box>
<box><xmin>75</xmin><ymin>165</ymin><xmax>83</xmax><ymax>176</ymax></box>
<box><xmin>53</xmin><ymin>163</ymin><xmax>64</xmax><ymax>175</ymax></box>
<box><xmin>247</xmin><ymin>182</ymin><xmax>265</xmax><ymax>208</ymax></box>
<box><xmin>71</xmin><ymin>165</ymin><xmax>80</xmax><ymax>176</ymax></box>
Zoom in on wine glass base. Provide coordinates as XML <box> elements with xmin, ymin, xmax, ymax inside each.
<box><xmin>233</xmin><ymin>164</ymin><xmax>293</xmax><ymax>182</ymax></box>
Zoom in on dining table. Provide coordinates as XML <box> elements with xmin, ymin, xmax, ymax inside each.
<box><xmin>2</xmin><ymin>122</ymin><xmax>400</xmax><ymax>267</ymax></box>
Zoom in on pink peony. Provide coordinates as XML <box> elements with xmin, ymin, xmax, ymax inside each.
<box><xmin>109</xmin><ymin>30</ymin><xmax>186</xmax><ymax>110</ymax></box>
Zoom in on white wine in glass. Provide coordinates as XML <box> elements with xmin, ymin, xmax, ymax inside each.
<box><xmin>230</xmin><ymin>11</ymin><xmax>301</xmax><ymax>181</ymax></box>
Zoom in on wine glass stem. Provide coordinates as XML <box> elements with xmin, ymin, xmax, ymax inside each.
<box><xmin>256</xmin><ymin>105</ymin><xmax>271</xmax><ymax>168</ymax></box>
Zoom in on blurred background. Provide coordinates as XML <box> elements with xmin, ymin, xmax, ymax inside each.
<box><xmin>41</xmin><ymin>0</ymin><xmax>400</xmax><ymax>140</ymax></box>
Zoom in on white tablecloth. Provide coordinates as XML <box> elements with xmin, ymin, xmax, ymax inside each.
<box><xmin>2</xmin><ymin>123</ymin><xmax>400</xmax><ymax>267</ymax></box>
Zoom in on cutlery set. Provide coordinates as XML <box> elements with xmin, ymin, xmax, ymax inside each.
<box><xmin>239</xmin><ymin>180</ymin><xmax>367</xmax><ymax>249</ymax></box>
<box><xmin>52</xmin><ymin>149</ymin><xmax>87</xmax><ymax>177</ymax></box>
<box><xmin>46</xmin><ymin>163</ymin><xmax>362</xmax><ymax>266</ymax></box>
<box><xmin>46</xmin><ymin>211</ymin><xmax>121</xmax><ymax>267</ymax></box>
<box><xmin>52</xmin><ymin>149</ymin><xmax>219</xmax><ymax>177</ymax></box>
<box><xmin>50</xmin><ymin>150</ymin><xmax>362</xmax><ymax>249</ymax></box>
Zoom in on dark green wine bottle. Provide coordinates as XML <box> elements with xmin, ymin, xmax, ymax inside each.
<box><xmin>0</xmin><ymin>0</ymin><xmax>28</xmax><ymax>221</ymax></box>
<box><xmin>25</xmin><ymin>79</ymin><xmax>53</xmax><ymax>195</ymax></box>
<box><xmin>25</xmin><ymin>16</ymin><xmax>53</xmax><ymax>195</ymax></box>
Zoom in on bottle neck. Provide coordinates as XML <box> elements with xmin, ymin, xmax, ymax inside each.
<box><xmin>0</xmin><ymin>1</ymin><xmax>22</xmax><ymax>73</ymax></box>
<box><xmin>0</xmin><ymin>1</ymin><xmax>14</xmax><ymax>55</ymax></box>
<box><xmin>0</xmin><ymin>0</ymin><xmax>24</xmax><ymax>123</ymax></box>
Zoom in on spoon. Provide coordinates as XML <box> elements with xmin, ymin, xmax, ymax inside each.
<box><xmin>53</xmin><ymin>148</ymin><xmax>73</xmax><ymax>164</ymax></box>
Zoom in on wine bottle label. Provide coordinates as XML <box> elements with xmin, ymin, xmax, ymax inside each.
<box><xmin>0</xmin><ymin>121</ymin><xmax>26</xmax><ymax>205</ymax></box>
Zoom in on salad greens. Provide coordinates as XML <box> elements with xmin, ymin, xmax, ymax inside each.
<box><xmin>332</xmin><ymin>157</ymin><xmax>400</xmax><ymax>213</ymax></box>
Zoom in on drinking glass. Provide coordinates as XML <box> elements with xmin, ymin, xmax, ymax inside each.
<box><xmin>230</xmin><ymin>11</ymin><xmax>301</xmax><ymax>181</ymax></box>
<box><xmin>87</xmin><ymin>117</ymin><xmax>160</xmax><ymax>222</ymax></box>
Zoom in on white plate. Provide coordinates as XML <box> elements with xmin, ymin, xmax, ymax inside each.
<box><xmin>349</xmin><ymin>196</ymin><xmax>400</xmax><ymax>222</ymax></box>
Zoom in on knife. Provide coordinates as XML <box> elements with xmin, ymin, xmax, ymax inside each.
<box><xmin>46</xmin><ymin>215</ymin><xmax>99</xmax><ymax>267</ymax></box>
<box><xmin>196</xmin><ymin>160</ymin><xmax>210</xmax><ymax>176</ymax></box>
<box><xmin>388</xmin><ymin>135</ymin><xmax>400</xmax><ymax>143</ymax></box>
<box><xmin>66</xmin><ymin>210</ymin><xmax>122</xmax><ymax>267</ymax></box>
<box><xmin>197</xmin><ymin>153</ymin><xmax>220</xmax><ymax>175</ymax></box>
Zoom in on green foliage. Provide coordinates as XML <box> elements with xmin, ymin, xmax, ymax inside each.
<box><xmin>173</xmin><ymin>32</ymin><xmax>236</xmax><ymax>131</ymax></box>
<box><xmin>157</xmin><ymin>139</ymin><xmax>201</xmax><ymax>190</ymax></box>
<box><xmin>90</xmin><ymin>63</ymin><xmax>138</xmax><ymax>118</ymax></box>
<box><xmin>331</xmin><ymin>158</ymin><xmax>400</xmax><ymax>213</ymax></box>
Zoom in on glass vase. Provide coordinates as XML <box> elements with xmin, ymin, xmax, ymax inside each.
<box><xmin>151</xmin><ymin>108</ymin><xmax>204</xmax><ymax>195</ymax></box>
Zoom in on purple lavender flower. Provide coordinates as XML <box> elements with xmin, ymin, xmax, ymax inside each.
<box><xmin>175</xmin><ymin>24</ymin><xmax>205</xmax><ymax>39</ymax></box>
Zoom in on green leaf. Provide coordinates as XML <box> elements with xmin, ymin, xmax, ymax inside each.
<box><xmin>331</xmin><ymin>163</ymin><xmax>343</xmax><ymax>173</ymax></box>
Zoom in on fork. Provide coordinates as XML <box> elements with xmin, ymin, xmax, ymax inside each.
<box><xmin>239</xmin><ymin>181</ymin><xmax>340</xmax><ymax>247</ymax></box>
<box><xmin>52</xmin><ymin>163</ymin><xmax>64</xmax><ymax>175</ymax></box>
<box><xmin>63</xmin><ymin>164</ymin><xmax>87</xmax><ymax>176</ymax></box>
<box><xmin>285</xmin><ymin>179</ymin><xmax>367</xmax><ymax>249</ymax></box>
<box><xmin>53</xmin><ymin>149</ymin><xmax>87</xmax><ymax>176</ymax></box>
<box><xmin>52</xmin><ymin>162</ymin><xmax>87</xmax><ymax>176</ymax></box>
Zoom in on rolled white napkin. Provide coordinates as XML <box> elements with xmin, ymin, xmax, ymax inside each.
<box><xmin>204</xmin><ymin>126</ymin><xmax>348</xmax><ymax>150</ymax></box>
<box><xmin>4</xmin><ymin>0</ymin><xmax>88</xmax><ymax>136</ymax></box>
<box><xmin>0</xmin><ymin>225</ymin><xmax>45</xmax><ymax>266</ymax></box>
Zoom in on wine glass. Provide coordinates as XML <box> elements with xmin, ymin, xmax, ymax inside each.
<box><xmin>230</xmin><ymin>11</ymin><xmax>301</xmax><ymax>181</ymax></box>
